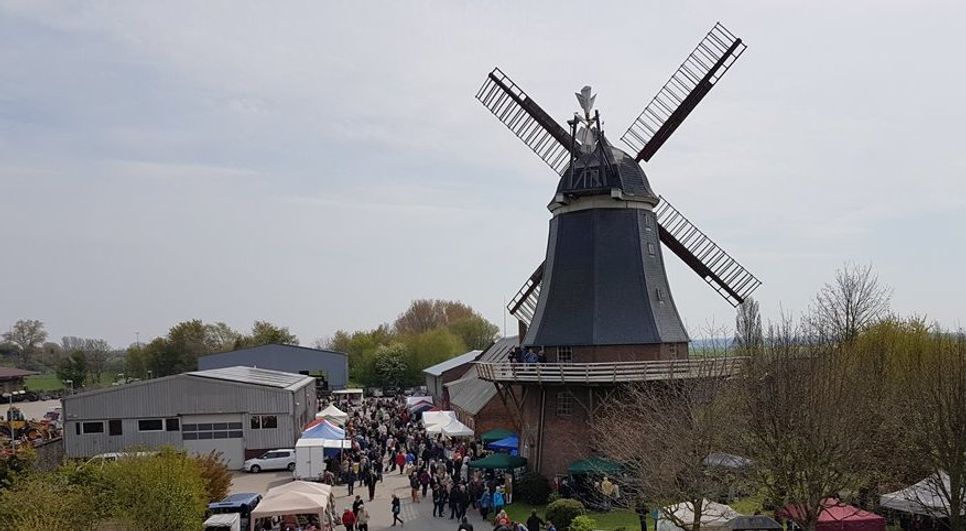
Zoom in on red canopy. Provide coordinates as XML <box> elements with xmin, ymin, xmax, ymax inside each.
<box><xmin>777</xmin><ymin>499</ymin><xmax>885</xmax><ymax>531</ymax></box>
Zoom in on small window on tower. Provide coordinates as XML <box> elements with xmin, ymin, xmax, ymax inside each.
<box><xmin>647</xmin><ymin>242</ymin><xmax>656</xmax><ymax>256</ymax></box>
<box><xmin>556</xmin><ymin>392</ymin><xmax>575</xmax><ymax>417</ymax></box>
<box><xmin>656</xmin><ymin>287</ymin><xmax>666</xmax><ymax>302</ymax></box>
<box><xmin>645</xmin><ymin>215</ymin><xmax>653</xmax><ymax>230</ymax></box>
<box><xmin>557</xmin><ymin>346</ymin><xmax>573</xmax><ymax>363</ymax></box>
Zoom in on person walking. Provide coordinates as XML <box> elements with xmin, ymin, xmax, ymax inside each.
<box><xmin>433</xmin><ymin>484</ymin><xmax>448</xmax><ymax>518</ymax></box>
<box><xmin>366</xmin><ymin>471</ymin><xmax>377</xmax><ymax>502</ymax></box>
<box><xmin>391</xmin><ymin>494</ymin><xmax>404</xmax><ymax>527</ymax></box>
<box><xmin>458</xmin><ymin>516</ymin><xmax>475</xmax><ymax>531</ymax></box>
<box><xmin>341</xmin><ymin>507</ymin><xmax>356</xmax><ymax>531</ymax></box>
<box><xmin>526</xmin><ymin>510</ymin><xmax>544</xmax><ymax>531</ymax></box>
<box><xmin>409</xmin><ymin>471</ymin><xmax>421</xmax><ymax>503</ymax></box>
<box><xmin>493</xmin><ymin>486</ymin><xmax>506</xmax><ymax>516</ymax></box>
<box><xmin>356</xmin><ymin>503</ymin><xmax>370</xmax><ymax>531</ymax></box>
<box><xmin>346</xmin><ymin>468</ymin><xmax>357</xmax><ymax>496</ymax></box>
<box><xmin>478</xmin><ymin>489</ymin><xmax>492</xmax><ymax>521</ymax></box>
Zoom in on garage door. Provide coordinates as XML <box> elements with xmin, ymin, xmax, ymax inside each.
<box><xmin>181</xmin><ymin>414</ymin><xmax>245</xmax><ymax>469</ymax></box>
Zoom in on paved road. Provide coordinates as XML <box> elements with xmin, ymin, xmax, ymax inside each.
<box><xmin>232</xmin><ymin>467</ymin><xmax>493</xmax><ymax>531</ymax></box>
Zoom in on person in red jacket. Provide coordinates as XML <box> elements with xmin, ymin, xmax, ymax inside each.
<box><xmin>341</xmin><ymin>507</ymin><xmax>357</xmax><ymax>531</ymax></box>
<box><xmin>395</xmin><ymin>451</ymin><xmax>406</xmax><ymax>474</ymax></box>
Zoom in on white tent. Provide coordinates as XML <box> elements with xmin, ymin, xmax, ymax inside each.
<box><xmin>249</xmin><ymin>481</ymin><xmax>334</xmax><ymax>530</ymax></box>
<box><xmin>426</xmin><ymin>417</ymin><xmax>474</xmax><ymax>438</ymax></box>
<box><xmin>422</xmin><ymin>410</ymin><xmax>458</xmax><ymax>428</ymax></box>
<box><xmin>657</xmin><ymin>500</ymin><xmax>741</xmax><ymax>531</ymax></box>
<box><xmin>315</xmin><ymin>404</ymin><xmax>349</xmax><ymax>425</ymax></box>
<box><xmin>881</xmin><ymin>472</ymin><xmax>964</xmax><ymax>516</ymax></box>
<box><xmin>406</xmin><ymin>395</ymin><xmax>434</xmax><ymax>411</ymax></box>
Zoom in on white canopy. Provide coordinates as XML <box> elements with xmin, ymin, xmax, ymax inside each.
<box><xmin>249</xmin><ymin>481</ymin><xmax>334</xmax><ymax>528</ymax></box>
<box><xmin>422</xmin><ymin>410</ymin><xmax>458</xmax><ymax>428</ymax></box>
<box><xmin>881</xmin><ymin>472</ymin><xmax>964</xmax><ymax>516</ymax></box>
<box><xmin>657</xmin><ymin>500</ymin><xmax>741</xmax><ymax>531</ymax></box>
<box><xmin>315</xmin><ymin>404</ymin><xmax>349</xmax><ymax>425</ymax></box>
<box><xmin>426</xmin><ymin>417</ymin><xmax>474</xmax><ymax>438</ymax></box>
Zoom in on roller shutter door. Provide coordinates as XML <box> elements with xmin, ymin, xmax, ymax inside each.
<box><xmin>181</xmin><ymin>414</ymin><xmax>245</xmax><ymax>469</ymax></box>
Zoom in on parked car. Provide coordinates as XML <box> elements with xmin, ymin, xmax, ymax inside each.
<box><xmin>243</xmin><ymin>449</ymin><xmax>295</xmax><ymax>473</ymax></box>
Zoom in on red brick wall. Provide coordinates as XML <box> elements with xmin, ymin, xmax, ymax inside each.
<box><xmin>453</xmin><ymin>396</ymin><xmax>515</xmax><ymax>438</ymax></box>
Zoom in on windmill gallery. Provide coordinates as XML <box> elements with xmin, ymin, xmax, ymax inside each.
<box><xmin>473</xmin><ymin>23</ymin><xmax>761</xmax><ymax>477</ymax></box>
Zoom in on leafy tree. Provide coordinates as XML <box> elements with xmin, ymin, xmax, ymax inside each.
<box><xmin>105</xmin><ymin>449</ymin><xmax>208</xmax><ymax>531</ymax></box>
<box><xmin>403</xmin><ymin>328</ymin><xmax>466</xmax><ymax>383</ymax></box>
<box><xmin>448</xmin><ymin>315</ymin><xmax>499</xmax><ymax>350</ymax></box>
<box><xmin>124</xmin><ymin>343</ymin><xmax>149</xmax><ymax>379</ymax></box>
<box><xmin>0</xmin><ymin>471</ymin><xmax>99</xmax><ymax>530</ymax></box>
<box><xmin>393</xmin><ymin>299</ymin><xmax>477</xmax><ymax>335</ymax></box>
<box><xmin>238</xmin><ymin>320</ymin><xmax>298</xmax><ymax>348</ymax></box>
<box><xmin>373</xmin><ymin>343</ymin><xmax>408</xmax><ymax>388</ymax></box>
<box><xmin>203</xmin><ymin>322</ymin><xmax>241</xmax><ymax>353</ymax></box>
<box><xmin>193</xmin><ymin>451</ymin><xmax>232</xmax><ymax>503</ymax></box>
<box><xmin>2</xmin><ymin>319</ymin><xmax>48</xmax><ymax>368</ymax></box>
<box><xmin>56</xmin><ymin>351</ymin><xmax>89</xmax><ymax>387</ymax></box>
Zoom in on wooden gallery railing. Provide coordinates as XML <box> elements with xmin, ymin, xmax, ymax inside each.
<box><xmin>474</xmin><ymin>357</ymin><xmax>746</xmax><ymax>385</ymax></box>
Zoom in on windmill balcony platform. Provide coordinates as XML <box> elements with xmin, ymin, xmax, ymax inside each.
<box><xmin>474</xmin><ymin>357</ymin><xmax>746</xmax><ymax>386</ymax></box>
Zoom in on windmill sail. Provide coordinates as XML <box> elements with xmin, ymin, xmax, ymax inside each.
<box><xmin>655</xmin><ymin>196</ymin><xmax>760</xmax><ymax>306</ymax></box>
<box><xmin>507</xmin><ymin>262</ymin><xmax>544</xmax><ymax>326</ymax></box>
<box><xmin>621</xmin><ymin>23</ymin><xmax>746</xmax><ymax>162</ymax></box>
<box><xmin>477</xmin><ymin>68</ymin><xmax>576</xmax><ymax>175</ymax></box>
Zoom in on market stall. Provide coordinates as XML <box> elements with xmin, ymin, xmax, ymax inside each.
<box><xmin>301</xmin><ymin>419</ymin><xmax>346</xmax><ymax>439</ymax></box>
<box><xmin>776</xmin><ymin>499</ymin><xmax>885</xmax><ymax>531</ymax></box>
<box><xmin>315</xmin><ymin>404</ymin><xmax>348</xmax><ymax>426</ymax></box>
<box><xmin>880</xmin><ymin>472</ymin><xmax>960</xmax><ymax>517</ymax></box>
<box><xmin>249</xmin><ymin>481</ymin><xmax>335</xmax><ymax>530</ymax></box>
<box><xmin>657</xmin><ymin>500</ymin><xmax>741</xmax><ymax>531</ymax></box>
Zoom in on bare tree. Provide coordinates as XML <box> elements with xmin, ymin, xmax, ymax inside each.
<box><xmin>738</xmin><ymin>317</ymin><xmax>882</xmax><ymax>531</ymax></box>
<box><xmin>734</xmin><ymin>298</ymin><xmax>763</xmax><ymax>353</ymax></box>
<box><xmin>593</xmin><ymin>360</ymin><xmax>743</xmax><ymax>531</ymax></box>
<box><xmin>3</xmin><ymin>319</ymin><xmax>48</xmax><ymax>368</ymax></box>
<box><xmin>807</xmin><ymin>263</ymin><xmax>891</xmax><ymax>343</ymax></box>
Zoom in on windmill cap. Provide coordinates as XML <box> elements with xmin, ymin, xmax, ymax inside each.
<box><xmin>554</xmin><ymin>136</ymin><xmax>658</xmax><ymax>206</ymax></box>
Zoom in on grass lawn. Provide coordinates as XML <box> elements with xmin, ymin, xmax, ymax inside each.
<box><xmin>506</xmin><ymin>501</ymin><xmax>645</xmax><ymax>530</ymax></box>
<box><xmin>26</xmin><ymin>373</ymin><xmax>116</xmax><ymax>391</ymax></box>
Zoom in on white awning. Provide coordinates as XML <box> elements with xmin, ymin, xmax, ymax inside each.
<box><xmin>249</xmin><ymin>481</ymin><xmax>334</xmax><ymax>527</ymax></box>
<box><xmin>881</xmin><ymin>472</ymin><xmax>963</xmax><ymax>516</ymax></box>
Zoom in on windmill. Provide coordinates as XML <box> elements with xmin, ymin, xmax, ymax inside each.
<box><xmin>476</xmin><ymin>23</ymin><xmax>760</xmax><ymax>349</ymax></box>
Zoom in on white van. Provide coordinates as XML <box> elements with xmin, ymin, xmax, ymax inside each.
<box><xmin>203</xmin><ymin>513</ymin><xmax>240</xmax><ymax>531</ymax></box>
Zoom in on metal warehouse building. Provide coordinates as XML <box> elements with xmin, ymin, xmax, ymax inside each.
<box><xmin>62</xmin><ymin>366</ymin><xmax>316</xmax><ymax>469</ymax></box>
<box><xmin>198</xmin><ymin>344</ymin><xmax>349</xmax><ymax>392</ymax></box>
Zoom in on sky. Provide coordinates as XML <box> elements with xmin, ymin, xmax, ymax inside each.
<box><xmin>1</xmin><ymin>1</ymin><xmax>965</xmax><ymax>348</ymax></box>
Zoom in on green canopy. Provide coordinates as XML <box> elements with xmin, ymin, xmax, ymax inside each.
<box><xmin>468</xmin><ymin>453</ymin><xmax>528</xmax><ymax>470</ymax></box>
<box><xmin>568</xmin><ymin>456</ymin><xmax>622</xmax><ymax>475</ymax></box>
<box><xmin>480</xmin><ymin>428</ymin><xmax>516</xmax><ymax>445</ymax></box>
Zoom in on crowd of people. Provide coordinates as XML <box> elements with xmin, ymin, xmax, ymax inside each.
<box><xmin>507</xmin><ymin>346</ymin><xmax>547</xmax><ymax>364</ymax></box>
<box><xmin>320</xmin><ymin>394</ymin><xmax>560</xmax><ymax>531</ymax></box>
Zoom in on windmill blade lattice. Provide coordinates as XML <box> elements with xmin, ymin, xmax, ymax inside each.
<box><xmin>621</xmin><ymin>23</ymin><xmax>746</xmax><ymax>162</ymax></box>
<box><xmin>655</xmin><ymin>195</ymin><xmax>760</xmax><ymax>306</ymax></box>
<box><xmin>477</xmin><ymin>68</ymin><xmax>576</xmax><ymax>175</ymax></box>
<box><xmin>507</xmin><ymin>262</ymin><xmax>544</xmax><ymax>326</ymax></box>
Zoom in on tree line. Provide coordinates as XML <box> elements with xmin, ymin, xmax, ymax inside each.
<box><xmin>321</xmin><ymin>298</ymin><xmax>499</xmax><ymax>389</ymax></box>
<box><xmin>0</xmin><ymin>319</ymin><xmax>299</xmax><ymax>386</ymax></box>
<box><xmin>594</xmin><ymin>263</ymin><xmax>966</xmax><ymax>531</ymax></box>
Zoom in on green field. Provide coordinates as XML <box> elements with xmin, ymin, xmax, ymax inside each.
<box><xmin>26</xmin><ymin>373</ymin><xmax>116</xmax><ymax>391</ymax></box>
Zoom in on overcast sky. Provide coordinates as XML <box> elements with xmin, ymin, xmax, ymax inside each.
<box><xmin>1</xmin><ymin>1</ymin><xmax>964</xmax><ymax>348</ymax></box>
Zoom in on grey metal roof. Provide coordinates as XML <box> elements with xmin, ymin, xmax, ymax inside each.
<box><xmin>447</xmin><ymin>337</ymin><xmax>517</xmax><ymax>415</ymax></box>
<box><xmin>524</xmin><ymin>205</ymin><xmax>688</xmax><ymax>346</ymax></box>
<box><xmin>423</xmin><ymin>350</ymin><xmax>482</xmax><ymax>377</ymax></box>
<box><xmin>187</xmin><ymin>366</ymin><xmax>315</xmax><ymax>390</ymax></box>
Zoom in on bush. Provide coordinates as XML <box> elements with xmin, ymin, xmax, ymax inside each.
<box><xmin>193</xmin><ymin>450</ymin><xmax>231</xmax><ymax>502</ymax></box>
<box><xmin>546</xmin><ymin>498</ymin><xmax>585</xmax><ymax>530</ymax></box>
<box><xmin>570</xmin><ymin>515</ymin><xmax>598</xmax><ymax>531</ymax></box>
<box><xmin>105</xmin><ymin>449</ymin><xmax>207</xmax><ymax>531</ymax></box>
<box><xmin>517</xmin><ymin>471</ymin><xmax>552</xmax><ymax>505</ymax></box>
